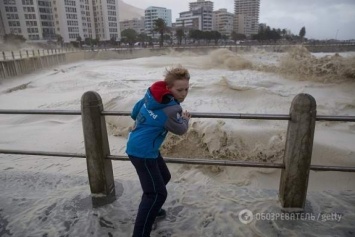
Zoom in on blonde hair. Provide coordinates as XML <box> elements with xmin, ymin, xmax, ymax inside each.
<box><xmin>164</xmin><ymin>65</ymin><xmax>190</xmax><ymax>87</ymax></box>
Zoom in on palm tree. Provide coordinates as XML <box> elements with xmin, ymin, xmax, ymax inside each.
<box><xmin>176</xmin><ymin>28</ymin><xmax>184</xmax><ymax>46</ymax></box>
<box><xmin>153</xmin><ymin>18</ymin><xmax>167</xmax><ymax>47</ymax></box>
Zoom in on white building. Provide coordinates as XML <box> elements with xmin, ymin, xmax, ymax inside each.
<box><xmin>0</xmin><ymin>0</ymin><xmax>121</xmax><ymax>43</ymax></box>
<box><xmin>0</xmin><ymin>0</ymin><xmax>56</xmax><ymax>42</ymax></box>
<box><xmin>120</xmin><ymin>17</ymin><xmax>144</xmax><ymax>34</ymax></box>
<box><xmin>91</xmin><ymin>0</ymin><xmax>120</xmax><ymax>42</ymax></box>
<box><xmin>144</xmin><ymin>6</ymin><xmax>172</xmax><ymax>37</ymax></box>
<box><xmin>234</xmin><ymin>0</ymin><xmax>260</xmax><ymax>37</ymax></box>
<box><xmin>213</xmin><ymin>8</ymin><xmax>234</xmax><ymax>37</ymax></box>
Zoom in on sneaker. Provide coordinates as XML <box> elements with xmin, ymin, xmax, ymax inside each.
<box><xmin>156</xmin><ymin>209</ymin><xmax>166</xmax><ymax>219</ymax></box>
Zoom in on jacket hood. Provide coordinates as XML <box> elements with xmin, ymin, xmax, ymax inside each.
<box><xmin>144</xmin><ymin>81</ymin><xmax>176</xmax><ymax>110</ymax></box>
<box><xmin>150</xmin><ymin>81</ymin><xmax>171</xmax><ymax>103</ymax></box>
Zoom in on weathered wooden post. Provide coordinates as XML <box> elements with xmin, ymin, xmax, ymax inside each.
<box><xmin>279</xmin><ymin>93</ymin><xmax>316</xmax><ymax>211</ymax></box>
<box><xmin>81</xmin><ymin>91</ymin><xmax>116</xmax><ymax>207</ymax></box>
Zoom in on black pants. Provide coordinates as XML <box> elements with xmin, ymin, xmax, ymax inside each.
<box><xmin>129</xmin><ymin>154</ymin><xmax>171</xmax><ymax>237</ymax></box>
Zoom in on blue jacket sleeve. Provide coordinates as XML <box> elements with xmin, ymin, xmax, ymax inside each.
<box><xmin>131</xmin><ymin>99</ymin><xmax>144</xmax><ymax>120</ymax></box>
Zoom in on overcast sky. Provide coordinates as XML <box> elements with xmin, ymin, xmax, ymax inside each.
<box><xmin>123</xmin><ymin>0</ymin><xmax>355</xmax><ymax>40</ymax></box>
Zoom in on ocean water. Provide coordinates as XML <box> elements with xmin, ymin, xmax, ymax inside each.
<box><xmin>0</xmin><ymin>47</ymin><xmax>355</xmax><ymax>236</ymax></box>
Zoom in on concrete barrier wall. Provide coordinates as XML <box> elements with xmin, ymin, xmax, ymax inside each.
<box><xmin>1</xmin><ymin>44</ymin><xmax>354</xmax><ymax>80</ymax></box>
<box><xmin>0</xmin><ymin>54</ymin><xmax>66</xmax><ymax>79</ymax></box>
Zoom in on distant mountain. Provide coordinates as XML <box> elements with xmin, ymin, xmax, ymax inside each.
<box><xmin>118</xmin><ymin>0</ymin><xmax>144</xmax><ymax>21</ymax></box>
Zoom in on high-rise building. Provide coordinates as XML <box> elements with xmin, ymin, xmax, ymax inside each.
<box><xmin>0</xmin><ymin>0</ymin><xmax>56</xmax><ymax>41</ymax></box>
<box><xmin>189</xmin><ymin>0</ymin><xmax>213</xmax><ymax>31</ymax></box>
<box><xmin>0</xmin><ymin>0</ymin><xmax>121</xmax><ymax>43</ymax></box>
<box><xmin>91</xmin><ymin>0</ymin><xmax>120</xmax><ymax>41</ymax></box>
<box><xmin>175</xmin><ymin>0</ymin><xmax>213</xmax><ymax>31</ymax></box>
<box><xmin>175</xmin><ymin>11</ymin><xmax>201</xmax><ymax>31</ymax></box>
<box><xmin>234</xmin><ymin>0</ymin><xmax>260</xmax><ymax>37</ymax></box>
<box><xmin>52</xmin><ymin>0</ymin><xmax>96</xmax><ymax>43</ymax></box>
<box><xmin>144</xmin><ymin>6</ymin><xmax>172</xmax><ymax>37</ymax></box>
<box><xmin>213</xmin><ymin>8</ymin><xmax>234</xmax><ymax>37</ymax></box>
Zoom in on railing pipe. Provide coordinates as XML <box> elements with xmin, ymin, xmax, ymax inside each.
<box><xmin>0</xmin><ymin>149</ymin><xmax>85</xmax><ymax>158</ymax></box>
<box><xmin>1</xmin><ymin>110</ymin><xmax>355</xmax><ymax>122</ymax></box>
<box><xmin>1</xmin><ymin>150</ymin><xmax>354</xmax><ymax>172</ymax></box>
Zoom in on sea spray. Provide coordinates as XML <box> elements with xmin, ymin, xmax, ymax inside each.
<box><xmin>278</xmin><ymin>46</ymin><xmax>355</xmax><ymax>82</ymax></box>
<box><xmin>160</xmin><ymin>120</ymin><xmax>285</xmax><ymax>165</ymax></box>
<box><xmin>203</xmin><ymin>48</ymin><xmax>253</xmax><ymax>70</ymax></box>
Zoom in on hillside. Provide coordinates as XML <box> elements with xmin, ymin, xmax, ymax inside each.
<box><xmin>118</xmin><ymin>0</ymin><xmax>144</xmax><ymax>21</ymax></box>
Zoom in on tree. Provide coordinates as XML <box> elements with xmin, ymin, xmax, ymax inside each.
<box><xmin>110</xmin><ymin>36</ymin><xmax>117</xmax><ymax>46</ymax></box>
<box><xmin>4</xmin><ymin>34</ymin><xmax>26</xmax><ymax>44</ymax></box>
<box><xmin>121</xmin><ymin>28</ymin><xmax>137</xmax><ymax>46</ymax></box>
<box><xmin>176</xmin><ymin>28</ymin><xmax>184</xmax><ymax>45</ymax></box>
<box><xmin>231</xmin><ymin>31</ymin><xmax>246</xmax><ymax>43</ymax></box>
<box><xmin>153</xmin><ymin>18</ymin><xmax>167</xmax><ymax>47</ymax></box>
<box><xmin>76</xmin><ymin>36</ymin><xmax>82</xmax><ymax>48</ymax></box>
<box><xmin>299</xmin><ymin>26</ymin><xmax>306</xmax><ymax>39</ymax></box>
<box><xmin>252</xmin><ymin>26</ymin><xmax>281</xmax><ymax>42</ymax></box>
<box><xmin>211</xmin><ymin>31</ymin><xmax>221</xmax><ymax>45</ymax></box>
<box><xmin>189</xmin><ymin>29</ymin><xmax>203</xmax><ymax>44</ymax></box>
<box><xmin>281</xmin><ymin>29</ymin><xmax>287</xmax><ymax>38</ymax></box>
<box><xmin>56</xmin><ymin>34</ymin><xmax>63</xmax><ymax>46</ymax></box>
<box><xmin>137</xmin><ymin>33</ymin><xmax>148</xmax><ymax>47</ymax></box>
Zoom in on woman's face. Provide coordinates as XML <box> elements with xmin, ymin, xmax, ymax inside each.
<box><xmin>168</xmin><ymin>79</ymin><xmax>189</xmax><ymax>103</ymax></box>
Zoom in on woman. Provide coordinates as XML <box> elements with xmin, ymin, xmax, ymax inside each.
<box><xmin>126</xmin><ymin>66</ymin><xmax>191</xmax><ymax>237</ymax></box>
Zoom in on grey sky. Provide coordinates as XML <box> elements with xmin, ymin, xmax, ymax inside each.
<box><xmin>123</xmin><ymin>0</ymin><xmax>355</xmax><ymax>40</ymax></box>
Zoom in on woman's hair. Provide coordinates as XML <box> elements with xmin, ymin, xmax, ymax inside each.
<box><xmin>164</xmin><ymin>65</ymin><xmax>190</xmax><ymax>87</ymax></box>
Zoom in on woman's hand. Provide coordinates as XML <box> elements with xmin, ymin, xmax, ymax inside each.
<box><xmin>182</xmin><ymin>110</ymin><xmax>191</xmax><ymax>120</ymax></box>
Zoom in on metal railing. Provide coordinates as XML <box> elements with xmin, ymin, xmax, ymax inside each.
<box><xmin>0</xmin><ymin>109</ymin><xmax>354</xmax><ymax>172</ymax></box>
<box><xmin>1</xmin><ymin>92</ymin><xmax>355</xmax><ymax>210</ymax></box>
<box><xmin>1</xmin><ymin>109</ymin><xmax>354</xmax><ymax>121</ymax></box>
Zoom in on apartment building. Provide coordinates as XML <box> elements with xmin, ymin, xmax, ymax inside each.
<box><xmin>234</xmin><ymin>0</ymin><xmax>260</xmax><ymax>37</ymax></box>
<box><xmin>0</xmin><ymin>0</ymin><xmax>120</xmax><ymax>43</ymax></box>
<box><xmin>52</xmin><ymin>0</ymin><xmax>94</xmax><ymax>43</ymax></box>
<box><xmin>213</xmin><ymin>8</ymin><xmax>234</xmax><ymax>37</ymax></box>
<box><xmin>175</xmin><ymin>11</ymin><xmax>201</xmax><ymax>31</ymax></box>
<box><xmin>91</xmin><ymin>0</ymin><xmax>120</xmax><ymax>41</ymax></box>
<box><xmin>144</xmin><ymin>6</ymin><xmax>172</xmax><ymax>37</ymax></box>
<box><xmin>120</xmin><ymin>17</ymin><xmax>144</xmax><ymax>34</ymax></box>
<box><xmin>189</xmin><ymin>0</ymin><xmax>213</xmax><ymax>31</ymax></box>
<box><xmin>0</xmin><ymin>0</ymin><xmax>56</xmax><ymax>41</ymax></box>
<box><xmin>175</xmin><ymin>0</ymin><xmax>214</xmax><ymax>32</ymax></box>
<box><xmin>0</xmin><ymin>9</ymin><xmax>5</xmax><ymax>41</ymax></box>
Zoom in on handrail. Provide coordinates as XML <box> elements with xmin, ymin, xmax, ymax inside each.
<box><xmin>1</xmin><ymin>109</ymin><xmax>355</xmax><ymax>122</ymax></box>
<box><xmin>1</xmin><ymin>92</ymin><xmax>355</xmax><ymax>210</ymax></box>
<box><xmin>0</xmin><ymin>149</ymin><xmax>86</xmax><ymax>158</ymax></box>
<box><xmin>1</xmin><ymin>149</ymin><xmax>354</xmax><ymax>172</ymax></box>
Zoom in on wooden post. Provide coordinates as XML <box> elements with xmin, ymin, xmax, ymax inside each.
<box><xmin>279</xmin><ymin>93</ymin><xmax>317</xmax><ymax>211</ymax></box>
<box><xmin>81</xmin><ymin>91</ymin><xmax>116</xmax><ymax>207</ymax></box>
